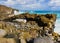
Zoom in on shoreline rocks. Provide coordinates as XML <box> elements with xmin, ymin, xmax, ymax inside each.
<box><xmin>0</xmin><ymin>5</ymin><xmax>59</xmax><ymax>43</ymax></box>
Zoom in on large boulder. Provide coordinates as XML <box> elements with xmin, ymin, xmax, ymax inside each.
<box><xmin>0</xmin><ymin>5</ymin><xmax>19</xmax><ymax>20</ymax></box>
<box><xmin>0</xmin><ymin>21</ymin><xmax>16</xmax><ymax>38</ymax></box>
<box><xmin>0</xmin><ymin>13</ymin><xmax>57</xmax><ymax>38</ymax></box>
<box><xmin>0</xmin><ymin>5</ymin><xmax>19</xmax><ymax>14</ymax></box>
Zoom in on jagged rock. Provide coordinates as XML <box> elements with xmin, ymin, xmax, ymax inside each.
<box><xmin>0</xmin><ymin>5</ymin><xmax>19</xmax><ymax>14</ymax></box>
<box><xmin>0</xmin><ymin>5</ymin><xmax>58</xmax><ymax>43</ymax></box>
<box><xmin>0</xmin><ymin>21</ymin><xmax>17</xmax><ymax>38</ymax></box>
<box><xmin>0</xmin><ymin>5</ymin><xmax>19</xmax><ymax>20</ymax></box>
<box><xmin>52</xmin><ymin>32</ymin><xmax>60</xmax><ymax>43</ymax></box>
<box><xmin>0</xmin><ymin>13</ymin><xmax>57</xmax><ymax>38</ymax></box>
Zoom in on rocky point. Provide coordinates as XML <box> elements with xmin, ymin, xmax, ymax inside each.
<box><xmin>0</xmin><ymin>5</ymin><xmax>59</xmax><ymax>43</ymax></box>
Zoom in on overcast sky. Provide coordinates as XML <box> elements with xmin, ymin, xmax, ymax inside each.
<box><xmin>0</xmin><ymin>0</ymin><xmax>60</xmax><ymax>11</ymax></box>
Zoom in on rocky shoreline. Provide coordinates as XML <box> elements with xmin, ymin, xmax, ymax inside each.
<box><xmin>0</xmin><ymin>5</ymin><xmax>60</xmax><ymax>43</ymax></box>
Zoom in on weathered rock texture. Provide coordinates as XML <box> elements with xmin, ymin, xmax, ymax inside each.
<box><xmin>0</xmin><ymin>5</ymin><xmax>59</xmax><ymax>43</ymax></box>
<box><xmin>0</xmin><ymin>5</ymin><xmax>19</xmax><ymax>20</ymax></box>
<box><xmin>0</xmin><ymin>38</ymin><xmax>17</xmax><ymax>43</ymax></box>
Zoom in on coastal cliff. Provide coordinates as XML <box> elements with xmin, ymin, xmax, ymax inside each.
<box><xmin>0</xmin><ymin>5</ymin><xmax>59</xmax><ymax>43</ymax></box>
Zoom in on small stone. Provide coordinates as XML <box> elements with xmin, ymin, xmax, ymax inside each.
<box><xmin>0</xmin><ymin>29</ymin><xmax>7</xmax><ymax>37</ymax></box>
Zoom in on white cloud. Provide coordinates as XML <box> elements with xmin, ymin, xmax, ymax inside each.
<box><xmin>48</xmin><ymin>0</ymin><xmax>60</xmax><ymax>10</ymax></box>
<box><xmin>4</xmin><ymin>0</ymin><xmax>15</xmax><ymax>5</ymax></box>
<box><xmin>0</xmin><ymin>0</ymin><xmax>50</xmax><ymax>10</ymax></box>
<box><xmin>48</xmin><ymin>0</ymin><xmax>60</xmax><ymax>6</ymax></box>
<box><xmin>24</xmin><ymin>3</ymin><xmax>46</xmax><ymax>10</ymax></box>
<box><xmin>6</xmin><ymin>0</ymin><xmax>46</xmax><ymax>10</ymax></box>
<box><xmin>16</xmin><ymin>0</ymin><xmax>45</xmax><ymax>5</ymax></box>
<box><xmin>24</xmin><ymin>3</ymin><xmax>41</xmax><ymax>8</ymax></box>
<box><xmin>16</xmin><ymin>0</ymin><xmax>37</xmax><ymax>4</ymax></box>
<box><xmin>1</xmin><ymin>0</ymin><xmax>45</xmax><ymax>7</ymax></box>
<box><xmin>38</xmin><ymin>0</ymin><xmax>45</xmax><ymax>3</ymax></box>
<box><xmin>14</xmin><ymin>0</ymin><xmax>47</xmax><ymax>10</ymax></box>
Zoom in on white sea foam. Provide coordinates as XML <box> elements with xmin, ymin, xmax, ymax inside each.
<box><xmin>54</xmin><ymin>19</ymin><xmax>60</xmax><ymax>34</ymax></box>
<box><xmin>14</xmin><ymin>11</ymin><xmax>25</xmax><ymax>15</ymax></box>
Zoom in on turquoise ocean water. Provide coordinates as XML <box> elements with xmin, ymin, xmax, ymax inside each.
<box><xmin>29</xmin><ymin>11</ymin><xmax>60</xmax><ymax>34</ymax></box>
